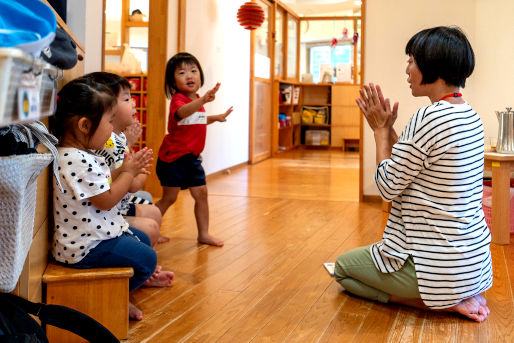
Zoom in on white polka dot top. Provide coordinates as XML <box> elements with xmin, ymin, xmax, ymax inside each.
<box><xmin>52</xmin><ymin>147</ymin><xmax>129</xmax><ymax>264</ymax></box>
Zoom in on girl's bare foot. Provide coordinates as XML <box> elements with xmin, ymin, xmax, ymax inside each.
<box><xmin>450</xmin><ymin>295</ymin><xmax>490</xmax><ymax>322</ymax></box>
<box><xmin>129</xmin><ymin>302</ymin><xmax>143</xmax><ymax>321</ymax></box>
<box><xmin>143</xmin><ymin>265</ymin><xmax>174</xmax><ymax>287</ymax></box>
<box><xmin>157</xmin><ymin>235</ymin><xmax>170</xmax><ymax>244</ymax></box>
<box><xmin>198</xmin><ymin>234</ymin><xmax>224</xmax><ymax>247</ymax></box>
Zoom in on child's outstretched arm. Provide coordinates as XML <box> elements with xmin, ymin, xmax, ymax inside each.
<box><xmin>207</xmin><ymin>106</ymin><xmax>233</xmax><ymax>125</ymax></box>
<box><xmin>176</xmin><ymin>83</ymin><xmax>221</xmax><ymax>119</ymax></box>
<box><xmin>89</xmin><ymin>148</ymin><xmax>152</xmax><ymax>210</ymax></box>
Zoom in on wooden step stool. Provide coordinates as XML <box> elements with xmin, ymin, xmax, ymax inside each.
<box><xmin>42</xmin><ymin>263</ymin><xmax>133</xmax><ymax>342</ymax></box>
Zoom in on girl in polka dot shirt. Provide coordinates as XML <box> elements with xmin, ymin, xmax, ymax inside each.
<box><xmin>50</xmin><ymin>78</ymin><xmax>174</xmax><ymax>320</ymax></box>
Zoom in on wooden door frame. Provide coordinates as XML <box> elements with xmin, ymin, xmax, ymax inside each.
<box><xmin>101</xmin><ymin>0</ymin><xmax>169</xmax><ymax>196</ymax></box>
<box><xmin>145</xmin><ymin>0</ymin><xmax>168</xmax><ymax>195</ymax></box>
<box><xmin>249</xmin><ymin>0</ymin><xmax>274</xmax><ymax>164</ymax></box>
<box><xmin>269</xmin><ymin>0</ymin><xmax>366</xmax><ymax>201</ymax></box>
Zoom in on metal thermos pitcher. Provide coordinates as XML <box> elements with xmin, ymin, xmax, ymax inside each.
<box><xmin>496</xmin><ymin>107</ymin><xmax>514</xmax><ymax>154</ymax></box>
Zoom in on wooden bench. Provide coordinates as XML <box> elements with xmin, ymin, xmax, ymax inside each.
<box><xmin>42</xmin><ymin>263</ymin><xmax>133</xmax><ymax>342</ymax></box>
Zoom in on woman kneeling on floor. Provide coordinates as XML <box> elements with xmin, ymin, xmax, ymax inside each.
<box><xmin>335</xmin><ymin>26</ymin><xmax>492</xmax><ymax>322</ymax></box>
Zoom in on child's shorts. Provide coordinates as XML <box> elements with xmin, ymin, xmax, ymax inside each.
<box><xmin>156</xmin><ymin>153</ymin><xmax>206</xmax><ymax>189</ymax></box>
<box><xmin>124</xmin><ymin>202</ymin><xmax>136</xmax><ymax>216</ymax></box>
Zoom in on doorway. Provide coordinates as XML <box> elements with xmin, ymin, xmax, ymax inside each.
<box><xmin>101</xmin><ymin>0</ymin><xmax>168</xmax><ymax>195</ymax></box>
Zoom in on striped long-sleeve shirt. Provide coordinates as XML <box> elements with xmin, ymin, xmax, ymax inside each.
<box><xmin>370</xmin><ymin>100</ymin><xmax>493</xmax><ymax>309</ymax></box>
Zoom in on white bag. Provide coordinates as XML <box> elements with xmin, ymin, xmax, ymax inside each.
<box><xmin>0</xmin><ymin>153</ymin><xmax>52</xmax><ymax>292</ymax></box>
<box><xmin>120</xmin><ymin>44</ymin><xmax>142</xmax><ymax>74</ymax></box>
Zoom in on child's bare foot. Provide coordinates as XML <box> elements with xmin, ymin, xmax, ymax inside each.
<box><xmin>198</xmin><ymin>234</ymin><xmax>224</xmax><ymax>247</ymax></box>
<box><xmin>450</xmin><ymin>295</ymin><xmax>490</xmax><ymax>322</ymax></box>
<box><xmin>143</xmin><ymin>265</ymin><xmax>174</xmax><ymax>287</ymax></box>
<box><xmin>129</xmin><ymin>302</ymin><xmax>143</xmax><ymax>321</ymax></box>
<box><xmin>157</xmin><ymin>235</ymin><xmax>170</xmax><ymax>244</ymax></box>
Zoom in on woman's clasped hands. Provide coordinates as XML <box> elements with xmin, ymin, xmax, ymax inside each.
<box><xmin>356</xmin><ymin>83</ymin><xmax>398</xmax><ymax>133</ymax></box>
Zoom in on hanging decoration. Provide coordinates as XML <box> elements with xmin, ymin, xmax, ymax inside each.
<box><xmin>342</xmin><ymin>27</ymin><xmax>349</xmax><ymax>40</ymax></box>
<box><xmin>353</xmin><ymin>32</ymin><xmax>359</xmax><ymax>45</ymax></box>
<box><xmin>237</xmin><ymin>1</ymin><xmax>265</xmax><ymax>30</ymax></box>
<box><xmin>330</xmin><ymin>37</ymin><xmax>338</xmax><ymax>49</ymax></box>
<box><xmin>330</xmin><ymin>17</ymin><xmax>337</xmax><ymax>49</ymax></box>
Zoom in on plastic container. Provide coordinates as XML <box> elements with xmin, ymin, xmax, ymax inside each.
<box><xmin>305</xmin><ymin>130</ymin><xmax>329</xmax><ymax>146</ymax></box>
<box><xmin>0</xmin><ymin>48</ymin><xmax>58</xmax><ymax>127</ymax></box>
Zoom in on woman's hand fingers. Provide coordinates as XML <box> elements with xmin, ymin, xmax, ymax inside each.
<box><xmin>363</xmin><ymin>84</ymin><xmax>376</xmax><ymax>107</ymax></box>
<box><xmin>376</xmin><ymin>85</ymin><xmax>387</xmax><ymax>110</ymax></box>
<box><xmin>356</xmin><ymin>97</ymin><xmax>366</xmax><ymax>110</ymax></box>
<box><xmin>392</xmin><ymin>102</ymin><xmax>399</xmax><ymax>123</ymax></box>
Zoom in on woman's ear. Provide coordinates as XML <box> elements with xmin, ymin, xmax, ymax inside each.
<box><xmin>77</xmin><ymin>117</ymin><xmax>91</xmax><ymax>135</ymax></box>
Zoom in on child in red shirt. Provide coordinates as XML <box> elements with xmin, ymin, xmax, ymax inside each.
<box><xmin>155</xmin><ymin>52</ymin><xmax>233</xmax><ymax>247</ymax></box>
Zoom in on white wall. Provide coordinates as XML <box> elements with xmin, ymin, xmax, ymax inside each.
<box><xmin>362</xmin><ymin>0</ymin><xmax>512</xmax><ymax>196</ymax></box>
<box><xmin>67</xmin><ymin>0</ymin><xmax>103</xmax><ymax>73</ymax></box>
<box><xmin>70</xmin><ymin>0</ymin><xmax>248</xmax><ymax>176</ymax></box>
<box><xmin>473</xmin><ymin>0</ymin><xmax>514</xmax><ymax>138</ymax></box>
<box><xmin>185</xmin><ymin>0</ymin><xmax>250</xmax><ymax>174</ymax></box>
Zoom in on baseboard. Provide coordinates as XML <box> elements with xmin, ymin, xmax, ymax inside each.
<box><xmin>362</xmin><ymin>195</ymin><xmax>381</xmax><ymax>203</ymax></box>
<box><xmin>206</xmin><ymin>161</ymin><xmax>249</xmax><ymax>181</ymax></box>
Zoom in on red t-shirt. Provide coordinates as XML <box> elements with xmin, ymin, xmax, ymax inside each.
<box><xmin>158</xmin><ymin>93</ymin><xmax>207</xmax><ymax>162</ymax></box>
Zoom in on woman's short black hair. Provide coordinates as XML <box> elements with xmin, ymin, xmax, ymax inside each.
<box><xmin>51</xmin><ymin>78</ymin><xmax>116</xmax><ymax>141</ymax></box>
<box><xmin>80</xmin><ymin>72</ymin><xmax>131</xmax><ymax>97</ymax></box>
<box><xmin>405</xmin><ymin>26</ymin><xmax>474</xmax><ymax>87</ymax></box>
<box><xmin>164</xmin><ymin>52</ymin><xmax>204</xmax><ymax>98</ymax></box>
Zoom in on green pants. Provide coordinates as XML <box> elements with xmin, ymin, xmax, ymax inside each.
<box><xmin>334</xmin><ymin>245</ymin><xmax>420</xmax><ymax>303</ymax></box>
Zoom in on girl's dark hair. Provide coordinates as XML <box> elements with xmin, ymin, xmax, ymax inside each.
<box><xmin>405</xmin><ymin>26</ymin><xmax>474</xmax><ymax>87</ymax></box>
<box><xmin>50</xmin><ymin>78</ymin><xmax>117</xmax><ymax>141</ymax></box>
<box><xmin>164</xmin><ymin>52</ymin><xmax>204</xmax><ymax>98</ymax></box>
<box><xmin>79</xmin><ymin>72</ymin><xmax>131</xmax><ymax>97</ymax></box>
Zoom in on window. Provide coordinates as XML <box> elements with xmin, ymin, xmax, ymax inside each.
<box><xmin>309</xmin><ymin>44</ymin><xmax>352</xmax><ymax>83</ymax></box>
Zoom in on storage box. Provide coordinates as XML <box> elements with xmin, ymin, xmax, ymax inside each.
<box><xmin>302</xmin><ymin>106</ymin><xmax>328</xmax><ymax>124</ymax></box>
<box><xmin>131</xmin><ymin>95</ymin><xmax>140</xmax><ymax>108</ymax></box>
<box><xmin>127</xmin><ymin>77</ymin><xmax>140</xmax><ymax>91</ymax></box>
<box><xmin>0</xmin><ymin>48</ymin><xmax>58</xmax><ymax>126</ymax></box>
<box><xmin>305</xmin><ymin>130</ymin><xmax>329</xmax><ymax>146</ymax></box>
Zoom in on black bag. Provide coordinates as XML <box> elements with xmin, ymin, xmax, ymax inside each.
<box><xmin>41</xmin><ymin>27</ymin><xmax>78</xmax><ymax>70</ymax></box>
<box><xmin>0</xmin><ymin>293</ymin><xmax>119</xmax><ymax>343</ymax></box>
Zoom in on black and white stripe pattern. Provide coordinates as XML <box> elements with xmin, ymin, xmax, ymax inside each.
<box><xmin>128</xmin><ymin>195</ymin><xmax>152</xmax><ymax>205</ymax></box>
<box><xmin>371</xmin><ymin>101</ymin><xmax>493</xmax><ymax>309</ymax></box>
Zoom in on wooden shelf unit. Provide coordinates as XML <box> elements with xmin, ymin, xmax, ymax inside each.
<box><xmin>122</xmin><ymin>73</ymin><xmax>147</xmax><ymax>151</ymax></box>
<box><xmin>300</xmin><ymin>84</ymin><xmax>331</xmax><ymax>147</ymax></box>
<box><xmin>331</xmin><ymin>84</ymin><xmax>361</xmax><ymax>151</ymax></box>
<box><xmin>273</xmin><ymin>83</ymin><xmax>361</xmax><ymax>152</ymax></box>
<box><xmin>275</xmin><ymin>81</ymin><xmax>302</xmax><ymax>151</ymax></box>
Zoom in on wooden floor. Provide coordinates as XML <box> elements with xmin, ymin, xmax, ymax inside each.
<box><xmin>129</xmin><ymin>149</ymin><xmax>514</xmax><ymax>343</ymax></box>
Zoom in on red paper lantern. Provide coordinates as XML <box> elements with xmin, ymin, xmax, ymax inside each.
<box><xmin>237</xmin><ymin>1</ymin><xmax>265</xmax><ymax>30</ymax></box>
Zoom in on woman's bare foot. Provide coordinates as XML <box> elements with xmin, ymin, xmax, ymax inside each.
<box><xmin>129</xmin><ymin>302</ymin><xmax>143</xmax><ymax>321</ymax></box>
<box><xmin>157</xmin><ymin>235</ymin><xmax>170</xmax><ymax>244</ymax></box>
<box><xmin>450</xmin><ymin>295</ymin><xmax>490</xmax><ymax>322</ymax></box>
<box><xmin>198</xmin><ymin>233</ymin><xmax>224</xmax><ymax>247</ymax></box>
<box><xmin>143</xmin><ymin>265</ymin><xmax>174</xmax><ymax>287</ymax></box>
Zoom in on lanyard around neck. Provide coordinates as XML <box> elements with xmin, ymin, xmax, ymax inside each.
<box><xmin>438</xmin><ymin>92</ymin><xmax>462</xmax><ymax>101</ymax></box>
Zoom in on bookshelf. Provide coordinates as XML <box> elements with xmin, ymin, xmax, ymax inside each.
<box><xmin>273</xmin><ymin>83</ymin><xmax>361</xmax><ymax>152</ymax></box>
<box><xmin>122</xmin><ymin>73</ymin><xmax>147</xmax><ymax>151</ymax></box>
<box><xmin>275</xmin><ymin>81</ymin><xmax>301</xmax><ymax>151</ymax></box>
